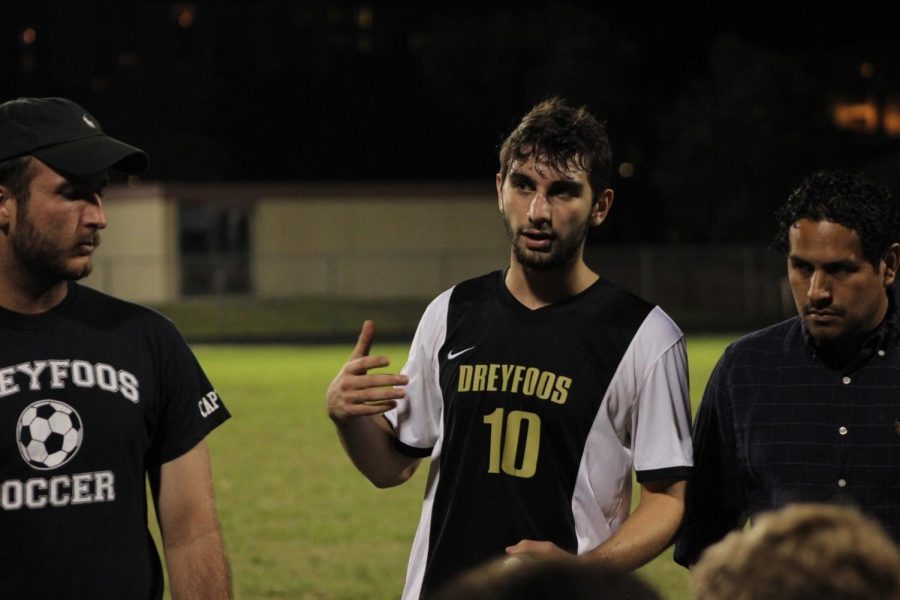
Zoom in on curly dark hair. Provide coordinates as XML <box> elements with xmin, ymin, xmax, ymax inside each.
<box><xmin>498</xmin><ymin>98</ymin><xmax>612</xmax><ymax>203</ymax></box>
<box><xmin>773</xmin><ymin>170</ymin><xmax>899</xmax><ymax>266</ymax></box>
<box><xmin>0</xmin><ymin>156</ymin><xmax>35</xmax><ymax>205</ymax></box>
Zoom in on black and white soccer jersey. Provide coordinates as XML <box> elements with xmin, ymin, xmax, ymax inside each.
<box><xmin>0</xmin><ymin>282</ymin><xmax>229</xmax><ymax>599</ymax></box>
<box><xmin>384</xmin><ymin>271</ymin><xmax>692</xmax><ymax>598</ymax></box>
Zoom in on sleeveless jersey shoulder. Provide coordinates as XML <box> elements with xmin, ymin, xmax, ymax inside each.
<box><xmin>574</xmin><ymin>280</ymin><xmax>659</xmax><ymax>367</ymax></box>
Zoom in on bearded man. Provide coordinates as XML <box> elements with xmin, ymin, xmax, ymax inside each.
<box><xmin>327</xmin><ymin>98</ymin><xmax>692</xmax><ymax>599</ymax></box>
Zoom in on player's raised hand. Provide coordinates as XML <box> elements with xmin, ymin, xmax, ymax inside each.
<box><xmin>327</xmin><ymin>320</ymin><xmax>408</xmax><ymax>424</ymax></box>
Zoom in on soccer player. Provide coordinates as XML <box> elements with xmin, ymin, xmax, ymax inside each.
<box><xmin>327</xmin><ymin>98</ymin><xmax>693</xmax><ymax>599</ymax></box>
<box><xmin>0</xmin><ymin>97</ymin><xmax>231</xmax><ymax>599</ymax></box>
<box><xmin>675</xmin><ymin>170</ymin><xmax>900</xmax><ymax>567</ymax></box>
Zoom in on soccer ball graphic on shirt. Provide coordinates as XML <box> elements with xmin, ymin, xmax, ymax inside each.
<box><xmin>16</xmin><ymin>400</ymin><xmax>84</xmax><ymax>470</ymax></box>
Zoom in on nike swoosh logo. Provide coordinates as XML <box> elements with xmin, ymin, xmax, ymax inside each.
<box><xmin>447</xmin><ymin>346</ymin><xmax>475</xmax><ymax>360</ymax></box>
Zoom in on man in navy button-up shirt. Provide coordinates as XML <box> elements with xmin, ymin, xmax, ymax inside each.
<box><xmin>675</xmin><ymin>170</ymin><xmax>900</xmax><ymax>567</ymax></box>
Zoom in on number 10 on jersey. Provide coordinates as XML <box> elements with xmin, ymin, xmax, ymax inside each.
<box><xmin>482</xmin><ymin>408</ymin><xmax>541</xmax><ymax>478</ymax></box>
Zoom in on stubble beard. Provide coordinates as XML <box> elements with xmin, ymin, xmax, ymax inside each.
<box><xmin>11</xmin><ymin>209</ymin><xmax>97</xmax><ymax>284</ymax></box>
<box><xmin>503</xmin><ymin>214</ymin><xmax>588</xmax><ymax>271</ymax></box>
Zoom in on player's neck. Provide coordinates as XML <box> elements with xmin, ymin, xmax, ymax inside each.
<box><xmin>0</xmin><ymin>259</ymin><xmax>69</xmax><ymax>314</ymax></box>
<box><xmin>504</xmin><ymin>258</ymin><xmax>598</xmax><ymax>310</ymax></box>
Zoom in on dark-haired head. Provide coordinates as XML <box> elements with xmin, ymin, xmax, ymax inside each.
<box><xmin>774</xmin><ymin>171</ymin><xmax>899</xmax><ymax>266</ymax></box>
<box><xmin>499</xmin><ymin>98</ymin><xmax>612</xmax><ymax>204</ymax></box>
<box><xmin>434</xmin><ymin>557</ymin><xmax>661</xmax><ymax>600</ymax></box>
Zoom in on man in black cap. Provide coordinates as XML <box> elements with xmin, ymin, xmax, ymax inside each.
<box><xmin>0</xmin><ymin>98</ymin><xmax>231</xmax><ymax>599</ymax></box>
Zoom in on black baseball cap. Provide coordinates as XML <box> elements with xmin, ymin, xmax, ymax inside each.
<box><xmin>0</xmin><ymin>97</ymin><xmax>148</xmax><ymax>175</ymax></box>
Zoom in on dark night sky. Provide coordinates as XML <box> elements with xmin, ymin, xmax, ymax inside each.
<box><xmin>2</xmin><ymin>3</ymin><xmax>899</xmax><ymax>243</ymax></box>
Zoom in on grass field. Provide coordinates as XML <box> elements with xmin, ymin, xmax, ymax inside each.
<box><xmin>152</xmin><ymin>334</ymin><xmax>738</xmax><ymax>599</ymax></box>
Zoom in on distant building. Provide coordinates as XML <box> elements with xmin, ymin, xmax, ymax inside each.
<box><xmin>94</xmin><ymin>181</ymin><xmax>508</xmax><ymax>304</ymax></box>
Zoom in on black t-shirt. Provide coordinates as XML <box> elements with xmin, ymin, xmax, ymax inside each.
<box><xmin>0</xmin><ymin>282</ymin><xmax>230</xmax><ymax>599</ymax></box>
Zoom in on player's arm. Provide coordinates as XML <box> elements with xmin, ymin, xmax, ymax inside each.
<box><xmin>506</xmin><ymin>478</ymin><xmax>686</xmax><ymax>570</ymax></box>
<box><xmin>575</xmin><ymin>331</ymin><xmax>690</xmax><ymax>569</ymax></box>
<box><xmin>327</xmin><ymin>320</ymin><xmax>421</xmax><ymax>488</ymax></box>
<box><xmin>155</xmin><ymin>440</ymin><xmax>232</xmax><ymax>600</ymax></box>
<box><xmin>586</xmin><ymin>478</ymin><xmax>685</xmax><ymax>569</ymax></box>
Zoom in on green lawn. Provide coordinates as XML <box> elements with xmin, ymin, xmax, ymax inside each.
<box><xmin>152</xmin><ymin>334</ymin><xmax>738</xmax><ymax>599</ymax></box>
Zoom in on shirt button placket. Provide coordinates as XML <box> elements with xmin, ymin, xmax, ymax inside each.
<box><xmin>837</xmin><ymin>375</ymin><xmax>851</xmax><ymax>490</ymax></box>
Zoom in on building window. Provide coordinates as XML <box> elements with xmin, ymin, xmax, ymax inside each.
<box><xmin>179</xmin><ymin>202</ymin><xmax>252</xmax><ymax>295</ymax></box>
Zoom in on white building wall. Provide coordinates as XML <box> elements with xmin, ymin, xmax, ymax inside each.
<box><xmin>253</xmin><ymin>191</ymin><xmax>509</xmax><ymax>298</ymax></box>
<box><xmin>86</xmin><ymin>182</ymin><xmax>509</xmax><ymax>303</ymax></box>
<box><xmin>85</xmin><ymin>183</ymin><xmax>179</xmax><ymax>304</ymax></box>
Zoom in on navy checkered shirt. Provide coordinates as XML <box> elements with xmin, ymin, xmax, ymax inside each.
<box><xmin>674</xmin><ymin>291</ymin><xmax>900</xmax><ymax>566</ymax></box>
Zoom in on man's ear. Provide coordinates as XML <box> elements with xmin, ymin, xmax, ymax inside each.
<box><xmin>496</xmin><ymin>172</ymin><xmax>504</xmax><ymax>214</ymax></box>
<box><xmin>589</xmin><ymin>188</ymin><xmax>614</xmax><ymax>227</ymax></box>
<box><xmin>883</xmin><ymin>242</ymin><xmax>900</xmax><ymax>286</ymax></box>
<box><xmin>0</xmin><ymin>187</ymin><xmax>12</xmax><ymax>228</ymax></box>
